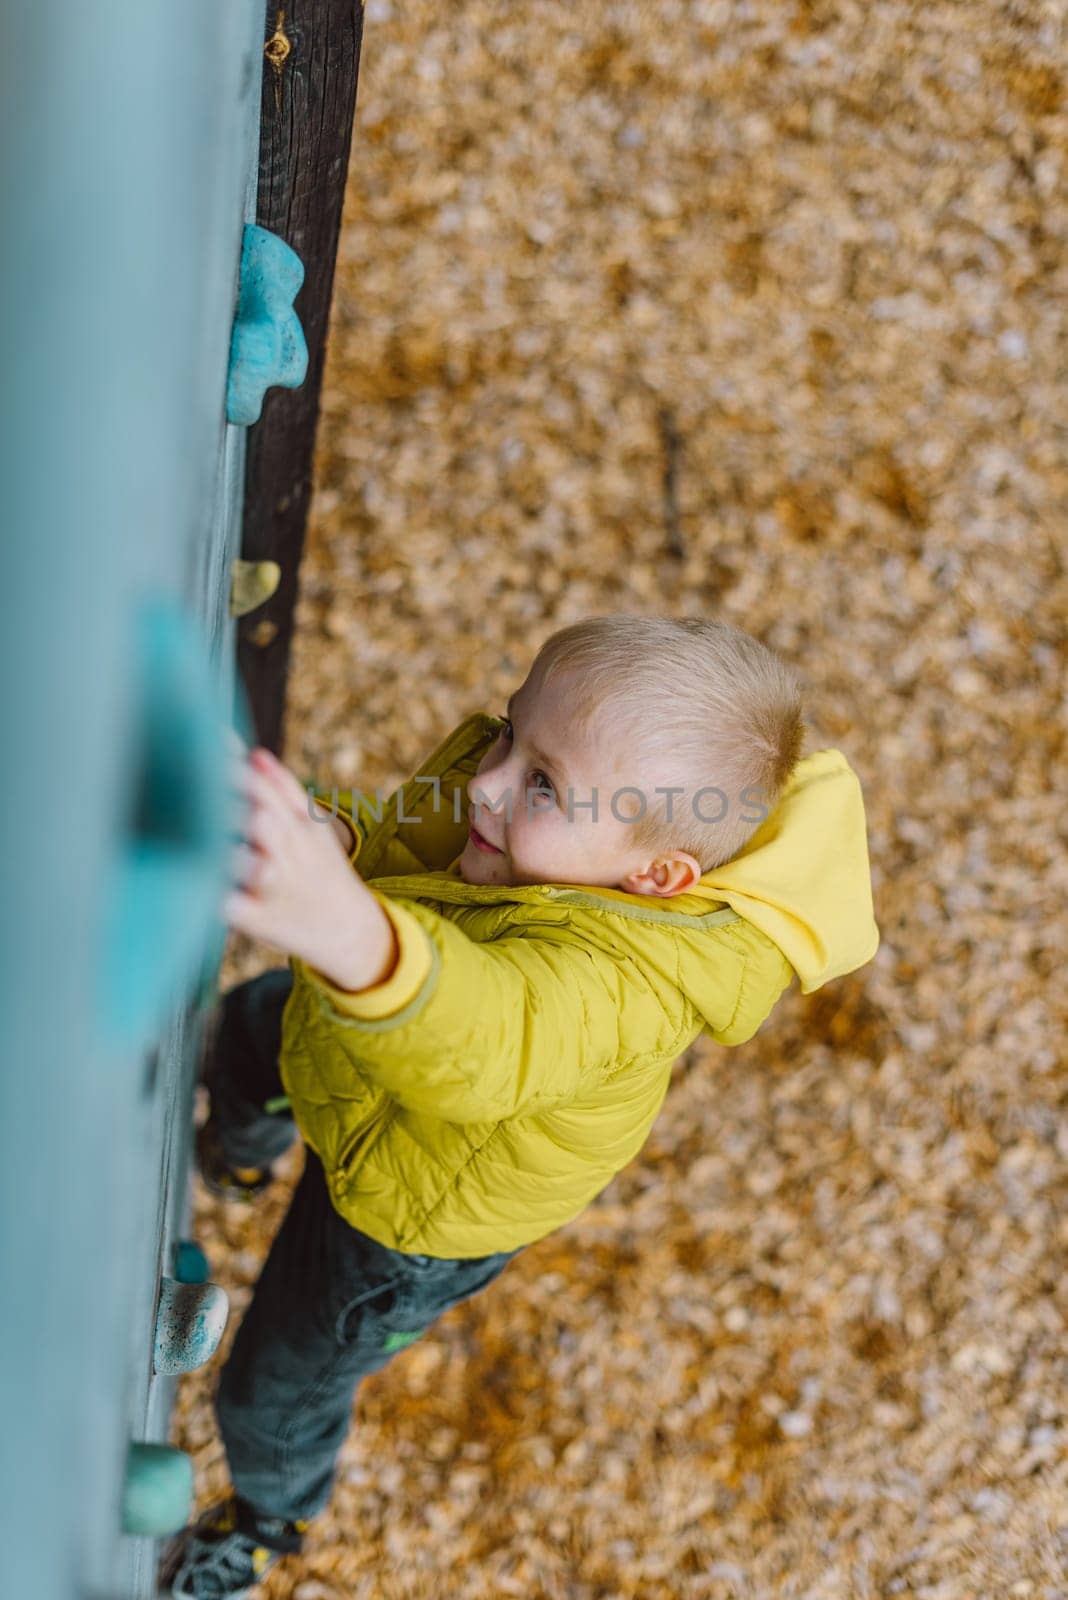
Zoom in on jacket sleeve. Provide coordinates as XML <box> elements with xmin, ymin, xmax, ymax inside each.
<box><xmin>307</xmin><ymin>785</ymin><xmax>380</xmax><ymax>869</ymax></box>
<box><xmin>290</xmin><ymin>891</ymin><xmax>648</xmax><ymax>1123</ymax></box>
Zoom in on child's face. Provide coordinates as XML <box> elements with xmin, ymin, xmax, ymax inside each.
<box><xmin>458</xmin><ymin>667</ymin><xmax>702</xmax><ymax>896</ymax></box>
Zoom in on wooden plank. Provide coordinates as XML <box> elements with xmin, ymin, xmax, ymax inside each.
<box><xmin>236</xmin><ymin>0</ymin><xmax>365</xmax><ymax>753</ymax></box>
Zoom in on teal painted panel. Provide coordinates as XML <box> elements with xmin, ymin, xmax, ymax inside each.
<box><xmin>0</xmin><ymin>2</ymin><xmax>267</xmax><ymax>1597</ymax></box>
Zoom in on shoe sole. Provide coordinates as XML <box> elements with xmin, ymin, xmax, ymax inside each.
<box><xmin>157</xmin><ymin>1520</ymin><xmax>280</xmax><ymax>1597</ymax></box>
<box><xmin>194</xmin><ymin>1122</ymin><xmax>273</xmax><ymax>1202</ymax></box>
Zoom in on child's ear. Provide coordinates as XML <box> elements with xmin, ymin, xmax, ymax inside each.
<box><xmin>618</xmin><ymin>852</ymin><xmax>703</xmax><ymax>898</ymax></box>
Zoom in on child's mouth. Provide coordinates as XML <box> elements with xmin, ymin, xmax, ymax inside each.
<box><xmin>468</xmin><ymin>821</ymin><xmax>503</xmax><ymax>855</ymax></box>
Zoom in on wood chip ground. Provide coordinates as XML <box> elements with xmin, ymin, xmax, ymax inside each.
<box><xmin>172</xmin><ymin>3</ymin><xmax>1068</xmax><ymax>1595</ymax></box>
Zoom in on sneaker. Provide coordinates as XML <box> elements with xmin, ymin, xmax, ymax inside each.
<box><xmin>158</xmin><ymin>1496</ymin><xmax>307</xmax><ymax>1599</ymax></box>
<box><xmin>195</xmin><ymin>1118</ymin><xmax>273</xmax><ymax>1202</ymax></box>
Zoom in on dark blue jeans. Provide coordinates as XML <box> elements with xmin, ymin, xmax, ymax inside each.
<box><xmin>204</xmin><ymin>968</ymin><xmax>524</xmax><ymax>1524</ymax></box>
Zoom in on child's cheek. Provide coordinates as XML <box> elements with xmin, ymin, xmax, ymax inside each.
<box><xmin>506</xmin><ymin>818</ymin><xmax>540</xmax><ymax>881</ymax></box>
<box><xmin>516</xmin><ymin>808</ymin><xmax>560</xmax><ymax>874</ymax></box>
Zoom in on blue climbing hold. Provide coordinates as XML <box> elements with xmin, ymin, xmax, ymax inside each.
<box><xmin>226</xmin><ymin>223</ymin><xmax>309</xmax><ymax>425</ymax></box>
<box><xmin>96</xmin><ymin>599</ymin><xmax>236</xmax><ymax>1053</ymax></box>
<box><xmin>173</xmin><ymin>1240</ymin><xmax>210</xmax><ymax>1285</ymax></box>
<box><xmin>153</xmin><ymin>1277</ymin><xmax>230</xmax><ymax>1376</ymax></box>
<box><xmin>121</xmin><ymin>1443</ymin><xmax>194</xmax><ymax>1537</ymax></box>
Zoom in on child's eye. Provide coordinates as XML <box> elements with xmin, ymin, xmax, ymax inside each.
<box><xmin>496</xmin><ymin>715</ymin><xmax>553</xmax><ymax>800</ymax></box>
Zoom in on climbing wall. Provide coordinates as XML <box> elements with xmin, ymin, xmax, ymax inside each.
<box><xmin>0</xmin><ymin>5</ymin><xmax>297</xmax><ymax>1597</ymax></box>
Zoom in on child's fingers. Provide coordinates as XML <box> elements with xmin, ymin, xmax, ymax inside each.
<box><xmin>250</xmin><ymin>747</ymin><xmax>314</xmax><ymax>818</ymax></box>
<box><xmin>222</xmin><ymin>885</ymin><xmax>261</xmax><ymax>939</ymax></box>
<box><xmin>239</xmin><ymin>759</ymin><xmax>303</xmax><ymax>832</ymax></box>
<box><xmin>222</xmin><ymin>883</ymin><xmax>281</xmax><ymax>947</ymax></box>
<box><xmin>230</xmin><ymin>840</ymin><xmax>268</xmax><ymax>893</ymax></box>
<box><xmin>244</xmin><ymin>798</ymin><xmax>287</xmax><ymax>860</ymax></box>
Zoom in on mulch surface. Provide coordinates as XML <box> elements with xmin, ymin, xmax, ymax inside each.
<box><xmin>172</xmin><ymin>3</ymin><xmax>1068</xmax><ymax>1595</ymax></box>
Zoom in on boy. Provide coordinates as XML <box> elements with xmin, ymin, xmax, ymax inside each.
<box><xmin>160</xmin><ymin>613</ymin><xmax>879</xmax><ymax>1598</ymax></box>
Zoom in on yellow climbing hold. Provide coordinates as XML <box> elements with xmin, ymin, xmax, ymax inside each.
<box><xmin>230</xmin><ymin>559</ymin><xmax>281</xmax><ymax>618</ymax></box>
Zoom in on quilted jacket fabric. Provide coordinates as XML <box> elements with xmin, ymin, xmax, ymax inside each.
<box><xmin>281</xmin><ymin>713</ymin><xmax>880</xmax><ymax>1258</ymax></box>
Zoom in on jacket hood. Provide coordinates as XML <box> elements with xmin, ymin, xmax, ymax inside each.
<box><xmin>686</xmin><ymin>745</ymin><xmax>880</xmax><ymax>995</ymax></box>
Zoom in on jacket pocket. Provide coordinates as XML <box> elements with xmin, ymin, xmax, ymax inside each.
<box><xmin>335</xmin><ymin>1272</ymin><xmax>407</xmax><ymax>1345</ymax></box>
<box><xmin>334</xmin><ymin>1255</ymin><xmax>438</xmax><ymax>1346</ymax></box>
<box><xmin>382</xmin><ymin>1250</ymin><xmax>520</xmax><ymax>1333</ymax></box>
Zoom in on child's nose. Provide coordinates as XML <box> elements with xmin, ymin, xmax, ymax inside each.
<box><xmin>468</xmin><ymin>771</ymin><xmax>493</xmax><ymax>805</ymax></box>
<box><xmin>467</xmin><ymin>765</ymin><xmax>508</xmax><ymax>811</ymax></box>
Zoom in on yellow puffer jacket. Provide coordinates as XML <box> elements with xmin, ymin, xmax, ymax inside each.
<box><xmin>282</xmin><ymin>713</ymin><xmax>880</xmax><ymax>1259</ymax></box>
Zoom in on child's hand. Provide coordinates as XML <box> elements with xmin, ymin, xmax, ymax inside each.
<box><xmin>225</xmin><ymin>745</ymin><xmax>398</xmax><ymax>991</ymax></box>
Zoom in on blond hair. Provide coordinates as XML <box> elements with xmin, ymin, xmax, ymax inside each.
<box><xmin>532</xmin><ymin>613</ymin><xmax>806</xmax><ymax>872</ymax></box>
